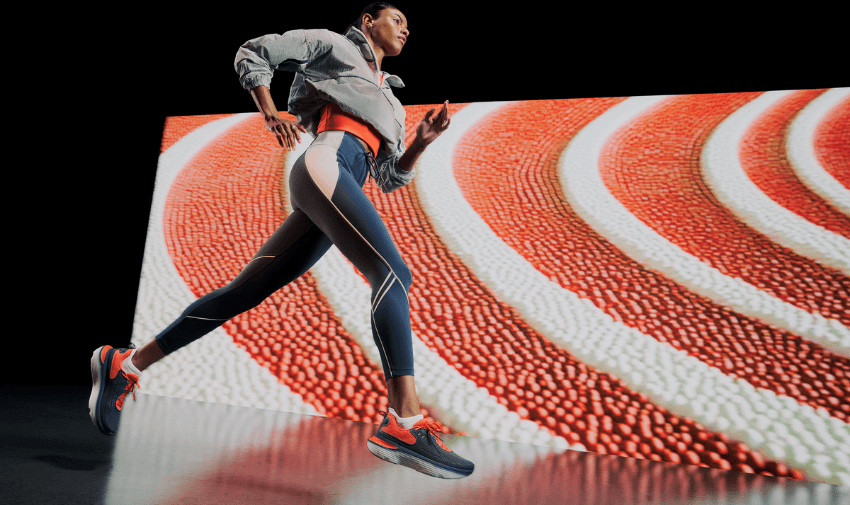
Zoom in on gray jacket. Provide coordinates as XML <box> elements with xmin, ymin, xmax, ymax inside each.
<box><xmin>234</xmin><ymin>27</ymin><xmax>414</xmax><ymax>193</ymax></box>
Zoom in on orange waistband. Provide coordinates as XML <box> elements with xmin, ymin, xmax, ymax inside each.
<box><xmin>316</xmin><ymin>103</ymin><xmax>382</xmax><ymax>156</ymax></box>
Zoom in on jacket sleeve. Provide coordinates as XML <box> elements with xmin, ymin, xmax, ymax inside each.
<box><xmin>376</xmin><ymin>142</ymin><xmax>416</xmax><ymax>193</ymax></box>
<box><xmin>234</xmin><ymin>29</ymin><xmax>326</xmax><ymax>90</ymax></box>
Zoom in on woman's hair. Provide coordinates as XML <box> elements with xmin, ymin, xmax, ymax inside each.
<box><xmin>343</xmin><ymin>2</ymin><xmax>399</xmax><ymax>34</ymax></box>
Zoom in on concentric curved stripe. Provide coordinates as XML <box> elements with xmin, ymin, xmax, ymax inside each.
<box><xmin>132</xmin><ymin>113</ymin><xmax>319</xmax><ymax>415</ymax></box>
<box><xmin>280</xmin><ymin>130</ymin><xmax>571</xmax><ymax>446</ymax></box>
<box><xmin>560</xmin><ymin>95</ymin><xmax>850</xmax><ymax>357</ymax></box>
<box><xmin>595</xmin><ymin>95</ymin><xmax>850</xmax><ymax>416</ymax></box>
<box><xmin>416</xmin><ymin>101</ymin><xmax>850</xmax><ymax>485</ymax></box>
<box><xmin>165</xmin><ymin>114</ymin><xmax>456</xmax><ymax>425</ymax></box>
<box><xmin>351</xmin><ymin>103</ymin><xmax>793</xmax><ymax>475</ymax></box>
<box><xmin>138</xmin><ymin>94</ymin><xmax>850</xmax><ymax>486</ymax></box>
<box><xmin>159</xmin><ymin>114</ymin><xmax>238</xmax><ymax>154</ymax></box>
<box><xmin>449</xmin><ymin>95</ymin><xmax>849</xmax><ymax>420</ymax></box>
<box><xmin>156</xmin><ymin>113</ymin><xmax>473</xmax><ymax>433</ymax></box>
<box><xmin>702</xmin><ymin>91</ymin><xmax>850</xmax><ymax>274</ymax></box>
<box><xmin>597</xmin><ymin>92</ymin><xmax>849</xmax><ymax>326</ymax></box>
<box><xmin>787</xmin><ymin>88</ymin><xmax>850</xmax><ymax>213</ymax></box>
<box><xmin>739</xmin><ymin>89</ymin><xmax>850</xmax><ymax>237</ymax></box>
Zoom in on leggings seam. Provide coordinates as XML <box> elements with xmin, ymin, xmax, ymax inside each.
<box><xmin>302</xmin><ymin>154</ymin><xmax>402</xmax><ymax>378</ymax></box>
<box><xmin>372</xmin><ymin>272</ymin><xmax>397</xmax><ymax>314</ymax></box>
<box><xmin>371</xmin><ymin>310</ymin><xmax>393</xmax><ymax>379</ymax></box>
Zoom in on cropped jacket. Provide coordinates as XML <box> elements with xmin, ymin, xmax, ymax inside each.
<box><xmin>235</xmin><ymin>26</ymin><xmax>413</xmax><ymax>193</ymax></box>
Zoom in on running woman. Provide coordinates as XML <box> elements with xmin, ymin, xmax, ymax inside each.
<box><xmin>89</xmin><ymin>2</ymin><xmax>474</xmax><ymax>479</ymax></box>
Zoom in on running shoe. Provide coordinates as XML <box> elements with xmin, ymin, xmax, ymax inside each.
<box><xmin>367</xmin><ymin>410</ymin><xmax>474</xmax><ymax>479</ymax></box>
<box><xmin>89</xmin><ymin>345</ymin><xmax>140</xmax><ymax>435</ymax></box>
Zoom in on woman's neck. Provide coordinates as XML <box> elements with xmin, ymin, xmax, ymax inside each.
<box><xmin>363</xmin><ymin>33</ymin><xmax>383</xmax><ymax>73</ymax></box>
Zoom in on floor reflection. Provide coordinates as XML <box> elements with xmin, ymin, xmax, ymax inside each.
<box><xmin>105</xmin><ymin>393</ymin><xmax>849</xmax><ymax>505</ymax></box>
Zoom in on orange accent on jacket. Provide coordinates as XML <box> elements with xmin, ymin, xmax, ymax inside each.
<box><xmin>316</xmin><ymin>102</ymin><xmax>382</xmax><ymax>156</ymax></box>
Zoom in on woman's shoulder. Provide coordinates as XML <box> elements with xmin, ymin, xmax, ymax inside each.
<box><xmin>283</xmin><ymin>28</ymin><xmax>360</xmax><ymax>58</ymax></box>
<box><xmin>289</xmin><ymin>28</ymin><xmax>348</xmax><ymax>45</ymax></box>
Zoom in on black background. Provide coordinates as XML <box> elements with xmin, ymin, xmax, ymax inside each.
<box><xmin>11</xmin><ymin>3</ymin><xmax>844</xmax><ymax>387</ymax></box>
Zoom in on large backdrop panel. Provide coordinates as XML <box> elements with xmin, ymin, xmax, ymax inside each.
<box><xmin>131</xmin><ymin>89</ymin><xmax>850</xmax><ymax>485</ymax></box>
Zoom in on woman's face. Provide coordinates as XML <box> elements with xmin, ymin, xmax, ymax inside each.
<box><xmin>365</xmin><ymin>8</ymin><xmax>409</xmax><ymax>57</ymax></box>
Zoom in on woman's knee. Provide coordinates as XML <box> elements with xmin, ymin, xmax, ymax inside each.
<box><xmin>395</xmin><ymin>261</ymin><xmax>412</xmax><ymax>293</ymax></box>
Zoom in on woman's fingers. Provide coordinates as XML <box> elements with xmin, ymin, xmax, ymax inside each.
<box><xmin>276</xmin><ymin>124</ymin><xmax>289</xmax><ymax>149</ymax></box>
<box><xmin>436</xmin><ymin>101</ymin><xmax>450</xmax><ymax>129</ymax></box>
<box><xmin>286</xmin><ymin>126</ymin><xmax>296</xmax><ymax>150</ymax></box>
<box><xmin>266</xmin><ymin>118</ymin><xmax>308</xmax><ymax>150</ymax></box>
<box><xmin>271</xmin><ymin>124</ymin><xmax>285</xmax><ymax>148</ymax></box>
<box><xmin>281</xmin><ymin>123</ymin><xmax>298</xmax><ymax>150</ymax></box>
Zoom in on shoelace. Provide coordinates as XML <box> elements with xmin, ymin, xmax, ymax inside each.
<box><xmin>377</xmin><ymin>410</ymin><xmax>450</xmax><ymax>451</ymax></box>
<box><xmin>116</xmin><ymin>372</ymin><xmax>141</xmax><ymax>411</ymax></box>
<box><xmin>415</xmin><ymin>420</ymin><xmax>451</xmax><ymax>452</ymax></box>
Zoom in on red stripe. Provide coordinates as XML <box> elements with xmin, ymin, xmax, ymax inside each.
<box><xmin>740</xmin><ymin>89</ymin><xmax>850</xmax><ymax>238</ymax></box>
<box><xmin>814</xmin><ymin>94</ymin><xmax>850</xmax><ymax>189</ymax></box>
<box><xmin>360</xmin><ymin>102</ymin><xmax>802</xmax><ymax>476</ymax></box>
<box><xmin>453</xmin><ymin>97</ymin><xmax>850</xmax><ymax>422</ymax></box>
<box><xmin>160</xmin><ymin>114</ymin><xmax>238</xmax><ymax>153</ymax></box>
<box><xmin>601</xmin><ymin>93</ymin><xmax>850</xmax><ymax>326</ymax></box>
<box><xmin>163</xmin><ymin>115</ymin><xmax>412</xmax><ymax>426</ymax></box>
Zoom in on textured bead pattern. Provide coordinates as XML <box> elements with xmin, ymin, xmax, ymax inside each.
<box><xmin>133</xmin><ymin>89</ymin><xmax>850</xmax><ymax>485</ymax></box>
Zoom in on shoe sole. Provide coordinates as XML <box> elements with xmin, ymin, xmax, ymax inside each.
<box><xmin>89</xmin><ymin>346</ymin><xmax>114</xmax><ymax>435</ymax></box>
<box><xmin>367</xmin><ymin>437</ymin><xmax>472</xmax><ymax>479</ymax></box>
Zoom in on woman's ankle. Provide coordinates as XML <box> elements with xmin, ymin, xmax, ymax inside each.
<box><xmin>132</xmin><ymin>340</ymin><xmax>165</xmax><ymax>372</ymax></box>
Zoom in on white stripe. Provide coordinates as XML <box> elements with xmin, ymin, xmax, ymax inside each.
<box><xmin>370</xmin><ymin>311</ymin><xmax>393</xmax><ymax>378</ymax></box>
<box><xmin>248</xmin><ymin>255</ymin><xmax>275</xmax><ymax>263</ymax></box>
<box><xmin>132</xmin><ymin>114</ymin><xmax>319</xmax><ymax>416</ymax></box>
<box><xmin>414</xmin><ymin>101</ymin><xmax>850</xmax><ymax>485</ymax></box>
<box><xmin>281</xmin><ymin>134</ymin><xmax>575</xmax><ymax>450</ymax></box>
<box><xmin>371</xmin><ymin>275</ymin><xmax>396</xmax><ymax>315</ymax></box>
<box><xmin>786</xmin><ymin>88</ymin><xmax>850</xmax><ymax>217</ymax></box>
<box><xmin>702</xmin><ymin>90</ymin><xmax>850</xmax><ymax>274</ymax></box>
<box><xmin>560</xmin><ymin>95</ymin><xmax>850</xmax><ymax>357</ymax></box>
<box><xmin>371</xmin><ymin>272</ymin><xmax>395</xmax><ymax>314</ymax></box>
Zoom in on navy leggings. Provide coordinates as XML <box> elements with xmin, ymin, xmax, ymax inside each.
<box><xmin>154</xmin><ymin>131</ymin><xmax>414</xmax><ymax>380</ymax></box>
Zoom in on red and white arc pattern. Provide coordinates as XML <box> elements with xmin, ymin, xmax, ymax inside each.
<box><xmin>133</xmin><ymin>89</ymin><xmax>850</xmax><ymax>485</ymax></box>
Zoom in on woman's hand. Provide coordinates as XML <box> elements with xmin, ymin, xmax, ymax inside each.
<box><xmin>415</xmin><ymin>100</ymin><xmax>451</xmax><ymax>146</ymax></box>
<box><xmin>265</xmin><ymin>115</ymin><xmax>307</xmax><ymax>151</ymax></box>
<box><xmin>249</xmin><ymin>85</ymin><xmax>306</xmax><ymax>151</ymax></box>
<box><xmin>398</xmin><ymin>100</ymin><xmax>452</xmax><ymax>173</ymax></box>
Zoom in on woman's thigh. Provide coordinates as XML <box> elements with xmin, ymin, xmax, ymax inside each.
<box><xmin>220</xmin><ymin>209</ymin><xmax>333</xmax><ymax>311</ymax></box>
<box><xmin>289</xmin><ymin>133</ymin><xmax>411</xmax><ymax>291</ymax></box>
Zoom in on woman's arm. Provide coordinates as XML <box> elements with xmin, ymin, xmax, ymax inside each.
<box><xmin>398</xmin><ymin>101</ymin><xmax>451</xmax><ymax>172</ymax></box>
<box><xmin>235</xmin><ymin>30</ymin><xmax>320</xmax><ymax>150</ymax></box>
<box><xmin>250</xmin><ymin>85</ymin><xmax>306</xmax><ymax>151</ymax></box>
<box><xmin>234</xmin><ymin>30</ymin><xmax>317</xmax><ymax>91</ymax></box>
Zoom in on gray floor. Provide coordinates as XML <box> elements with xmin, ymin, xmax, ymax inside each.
<box><xmin>2</xmin><ymin>386</ymin><xmax>848</xmax><ymax>505</ymax></box>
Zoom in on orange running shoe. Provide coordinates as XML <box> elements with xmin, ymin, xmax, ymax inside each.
<box><xmin>367</xmin><ymin>410</ymin><xmax>474</xmax><ymax>479</ymax></box>
<box><xmin>89</xmin><ymin>345</ymin><xmax>141</xmax><ymax>435</ymax></box>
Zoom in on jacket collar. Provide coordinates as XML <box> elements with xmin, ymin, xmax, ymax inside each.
<box><xmin>344</xmin><ymin>27</ymin><xmax>405</xmax><ymax>88</ymax></box>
